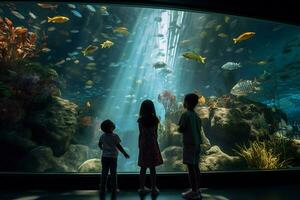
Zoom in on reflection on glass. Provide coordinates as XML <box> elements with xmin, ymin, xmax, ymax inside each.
<box><xmin>0</xmin><ymin>1</ymin><xmax>300</xmax><ymax>173</ymax></box>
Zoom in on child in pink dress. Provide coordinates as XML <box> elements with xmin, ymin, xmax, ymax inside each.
<box><xmin>137</xmin><ymin>100</ymin><xmax>163</xmax><ymax>195</ymax></box>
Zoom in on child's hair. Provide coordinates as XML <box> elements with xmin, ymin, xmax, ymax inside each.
<box><xmin>138</xmin><ymin>99</ymin><xmax>159</xmax><ymax>127</ymax></box>
<box><xmin>101</xmin><ymin>119</ymin><xmax>115</xmax><ymax>133</ymax></box>
<box><xmin>184</xmin><ymin>93</ymin><xmax>199</xmax><ymax>110</ymax></box>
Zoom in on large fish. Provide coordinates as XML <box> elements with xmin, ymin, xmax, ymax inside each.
<box><xmin>221</xmin><ymin>62</ymin><xmax>241</xmax><ymax>70</ymax></box>
<box><xmin>230</xmin><ymin>79</ymin><xmax>261</xmax><ymax>96</ymax></box>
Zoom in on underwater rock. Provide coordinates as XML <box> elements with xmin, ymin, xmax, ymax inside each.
<box><xmin>200</xmin><ymin>145</ymin><xmax>246</xmax><ymax>171</ymax></box>
<box><xmin>158</xmin><ymin>121</ymin><xmax>182</xmax><ymax>150</ymax></box>
<box><xmin>18</xmin><ymin>144</ymin><xmax>99</xmax><ymax>172</ymax></box>
<box><xmin>18</xmin><ymin>146</ymin><xmax>67</xmax><ymax>172</ymax></box>
<box><xmin>209</xmin><ymin>107</ymin><xmax>251</xmax><ymax>153</ymax></box>
<box><xmin>78</xmin><ymin>158</ymin><xmax>102</xmax><ymax>173</ymax></box>
<box><xmin>27</xmin><ymin>96</ymin><xmax>78</xmax><ymax>156</ymax></box>
<box><xmin>0</xmin><ymin>98</ymin><xmax>24</xmax><ymax>128</ymax></box>
<box><xmin>159</xmin><ymin>146</ymin><xmax>186</xmax><ymax>171</ymax></box>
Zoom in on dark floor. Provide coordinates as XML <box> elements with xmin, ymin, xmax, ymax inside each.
<box><xmin>1</xmin><ymin>186</ymin><xmax>299</xmax><ymax>200</ymax></box>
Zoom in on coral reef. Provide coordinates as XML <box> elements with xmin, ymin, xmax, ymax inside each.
<box><xmin>0</xmin><ymin>17</ymin><xmax>37</xmax><ymax>65</ymax></box>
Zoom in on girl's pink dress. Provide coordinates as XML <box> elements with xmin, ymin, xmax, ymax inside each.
<box><xmin>138</xmin><ymin>124</ymin><xmax>163</xmax><ymax>167</ymax></box>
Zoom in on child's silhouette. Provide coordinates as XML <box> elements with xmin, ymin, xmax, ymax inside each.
<box><xmin>137</xmin><ymin>100</ymin><xmax>163</xmax><ymax>195</ymax></box>
<box><xmin>98</xmin><ymin>119</ymin><xmax>129</xmax><ymax>195</ymax></box>
<box><xmin>178</xmin><ymin>93</ymin><xmax>209</xmax><ymax>200</ymax></box>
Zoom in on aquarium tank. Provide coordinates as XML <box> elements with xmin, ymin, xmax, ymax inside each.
<box><xmin>1</xmin><ymin>1</ymin><xmax>300</xmax><ymax>173</ymax></box>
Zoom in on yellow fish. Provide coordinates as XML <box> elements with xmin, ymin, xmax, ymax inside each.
<box><xmin>233</xmin><ymin>32</ymin><xmax>255</xmax><ymax>44</ymax></box>
<box><xmin>182</xmin><ymin>51</ymin><xmax>206</xmax><ymax>64</ymax></box>
<box><xmin>47</xmin><ymin>16</ymin><xmax>69</xmax><ymax>23</ymax></box>
<box><xmin>113</xmin><ymin>27</ymin><xmax>129</xmax><ymax>35</ymax></box>
<box><xmin>257</xmin><ymin>60</ymin><xmax>268</xmax><ymax>65</ymax></box>
<box><xmin>82</xmin><ymin>45</ymin><xmax>98</xmax><ymax>56</ymax></box>
<box><xmin>198</xmin><ymin>95</ymin><xmax>206</xmax><ymax>105</ymax></box>
<box><xmin>100</xmin><ymin>40</ymin><xmax>114</xmax><ymax>48</ymax></box>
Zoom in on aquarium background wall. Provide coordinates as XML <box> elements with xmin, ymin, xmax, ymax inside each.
<box><xmin>1</xmin><ymin>1</ymin><xmax>300</xmax><ymax>173</ymax></box>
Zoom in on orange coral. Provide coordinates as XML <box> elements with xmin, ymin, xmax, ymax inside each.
<box><xmin>0</xmin><ymin>17</ymin><xmax>37</xmax><ymax>64</ymax></box>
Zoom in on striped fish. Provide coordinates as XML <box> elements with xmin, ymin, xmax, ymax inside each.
<box><xmin>230</xmin><ymin>79</ymin><xmax>261</xmax><ymax>96</ymax></box>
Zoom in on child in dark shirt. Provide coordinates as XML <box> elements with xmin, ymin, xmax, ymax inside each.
<box><xmin>98</xmin><ymin>119</ymin><xmax>130</xmax><ymax>194</ymax></box>
<box><xmin>178</xmin><ymin>93</ymin><xmax>209</xmax><ymax>200</ymax></box>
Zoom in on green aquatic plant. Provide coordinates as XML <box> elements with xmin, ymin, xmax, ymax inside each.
<box><xmin>236</xmin><ymin>140</ymin><xmax>289</xmax><ymax>170</ymax></box>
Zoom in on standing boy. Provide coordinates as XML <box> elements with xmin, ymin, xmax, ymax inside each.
<box><xmin>98</xmin><ymin>119</ymin><xmax>130</xmax><ymax>194</ymax></box>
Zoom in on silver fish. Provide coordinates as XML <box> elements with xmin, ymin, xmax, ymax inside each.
<box><xmin>29</xmin><ymin>11</ymin><xmax>37</xmax><ymax>19</ymax></box>
<box><xmin>230</xmin><ymin>79</ymin><xmax>261</xmax><ymax>96</ymax></box>
<box><xmin>221</xmin><ymin>62</ymin><xmax>242</xmax><ymax>70</ymax></box>
<box><xmin>86</xmin><ymin>5</ymin><xmax>96</xmax><ymax>12</ymax></box>
<box><xmin>11</xmin><ymin>10</ymin><xmax>25</xmax><ymax>19</ymax></box>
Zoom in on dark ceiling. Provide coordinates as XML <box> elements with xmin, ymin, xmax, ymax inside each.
<box><xmin>27</xmin><ymin>0</ymin><xmax>300</xmax><ymax>26</ymax></box>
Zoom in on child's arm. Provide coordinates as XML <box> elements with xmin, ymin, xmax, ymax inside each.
<box><xmin>116</xmin><ymin>144</ymin><xmax>130</xmax><ymax>159</ymax></box>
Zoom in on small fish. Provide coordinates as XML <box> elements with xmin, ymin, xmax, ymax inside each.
<box><xmin>32</xmin><ymin>25</ymin><xmax>40</xmax><ymax>30</ymax></box>
<box><xmin>156</xmin><ymin>34</ymin><xmax>164</xmax><ymax>37</ymax></box>
<box><xmin>224</xmin><ymin>16</ymin><xmax>230</xmax><ymax>23</ymax></box>
<box><xmin>218</xmin><ymin>33</ymin><xmax>228</xmax><ymax>38</ymax></box>
<box><xmin>153</xmin><ymin>61</ymin><xmax>167</xmax><ymax>69</ymax></box>
<box><xmin>71</xmin><ymin>10</ymin><xmax>82</xmax><ymax>18</ymax></box>
<box><xmin>70</xmin><ymin>29</ymin><xmax>79</xmax><ymax>33</ymax></box>
<box><xmin>160</xmin><ymin>68</ymin><xmax>172</xmax><ymax>74</ymax></box>
<box><xmin>66</xmin><ymin>39</ymin><xmax>72</xmax><ymax>43</ymax></box>
<box><xmin>113</xmin><ymin>27</ymin><xmax>129</xmax><ymax>36</ymax></box>
<box><xmin>55</xmin><ymin>59</ymin><xmax>65</xmax><ymax>65</ymax></box>
<box><xmin>233</xmin><ymin>32</ymin><xmax>255</xmax><ymax>44</ymax></box>
<box><xmin>82</xmin><ymin>45</ymin><xmax>98</xmax><ymax>56</ymax></box>
<box><xmin>100</xmin><ymin>6</ymin><xmax>109</xmax><ymax>15</ymax></box>
<box><xmin>41</xmin><ymin>47</ymin><xmax>51</xmax><ymax>53</ymax></box>
<box><xmin>86</xmin><ymin>5</ymin><xmax>96</xmax><ymax>12</ymax></box>
<box><xmin>11</xmin><ymin>10</ymin><xmax>25</xmax><ymax>20</ymax></box>
<box><xmin>47</xmin><ymin>16</ymin><xmax>69</xmax><ymax>23</ymax></box>
<box><xmin>67</xmin><ymin>4</ymin><xmax>76</xmax><ymax>9</ymax></box>
<box><xmin>85</xmin><ymin>80</ymin><xmax>94</xmax><ymax>89</ymax></box>
<box><xmin>215</xmin><ymin>24</ymin><xmax>222</xmax><ymax>31</ymax></box>
<box><xmin>257</xmin><ymin>60</ymin><xmax>268</xmax><ymax>65</ymax></box>
<box><xmin>37</xmin><ymin>3</ymin><xmax>58</xmax><ymax>10</ymax></box>
<box><xmin>47</xmin><ymin>26</ymin><xmax>56</xmax><ymax>31</ymax></box>
<box><xmin>65</xmin><ymin>57</ymin><xmax>71</xmax><ymax>61</ymax></box>
<box><xmin>100</xmin><ymin>40</ymin><xmax>114</xmax><ymax>48</ymax></box>
<box><xmin>74</xmin><ymin>60</ymin><xmax>80</xmax><ymax>64</ymax></box>
<box><xmin>179</xmin><ymin>39</ymin><xmax>192</xmax><ymax>46</ymax></box>
<box><xmin>221</xmin><ymin>62</ymin><xmax>241</xmax><ymax>70</ymax></box>
<box><xmin>40</xmin><ymin>20</ymin><xmax>47</xmax><ymax>24</ymax></box>
<box><xmin>182</xmin><ymin>51</ymin><xmax>206</xmax><ymax>64</ymax></box>
<box><xmin>235</xmin><ymin>48</ymin><xmax>244</xmax><ymax>54</ymax></box>
<box><xmin>86</xmin><ymin>101</ymin><xmax>91</xmax><ymax>107</ymax></box>
<box><xmin>230</xmin><ymin>79</ymin><xmax>261</xmax><ymax>96</ymax></box>
<box><xmin>29</xmin><ymin>11</ymin><xmax>37</xmax><ymax>19</ymax></box>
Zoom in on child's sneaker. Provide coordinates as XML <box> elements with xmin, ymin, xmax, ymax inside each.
<box><xmin>182</xmin><ymin>189</ymin><xmax>200</xmax><ymax>199</ymax></box>
<box><xmin>151</xmin><ymin>187</ymin><xmax>160</xmax><ymax>196</ymax></box>
<box><xmin>138</xmin><ymin>187</ymin><xmax>151</xmax><ymax>195</ymax></box>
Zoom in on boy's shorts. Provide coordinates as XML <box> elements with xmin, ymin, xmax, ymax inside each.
<box><xmin>183</xmin><ymin>145</ymin><xmax>200</xmax><ymax>165</ymax></box>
